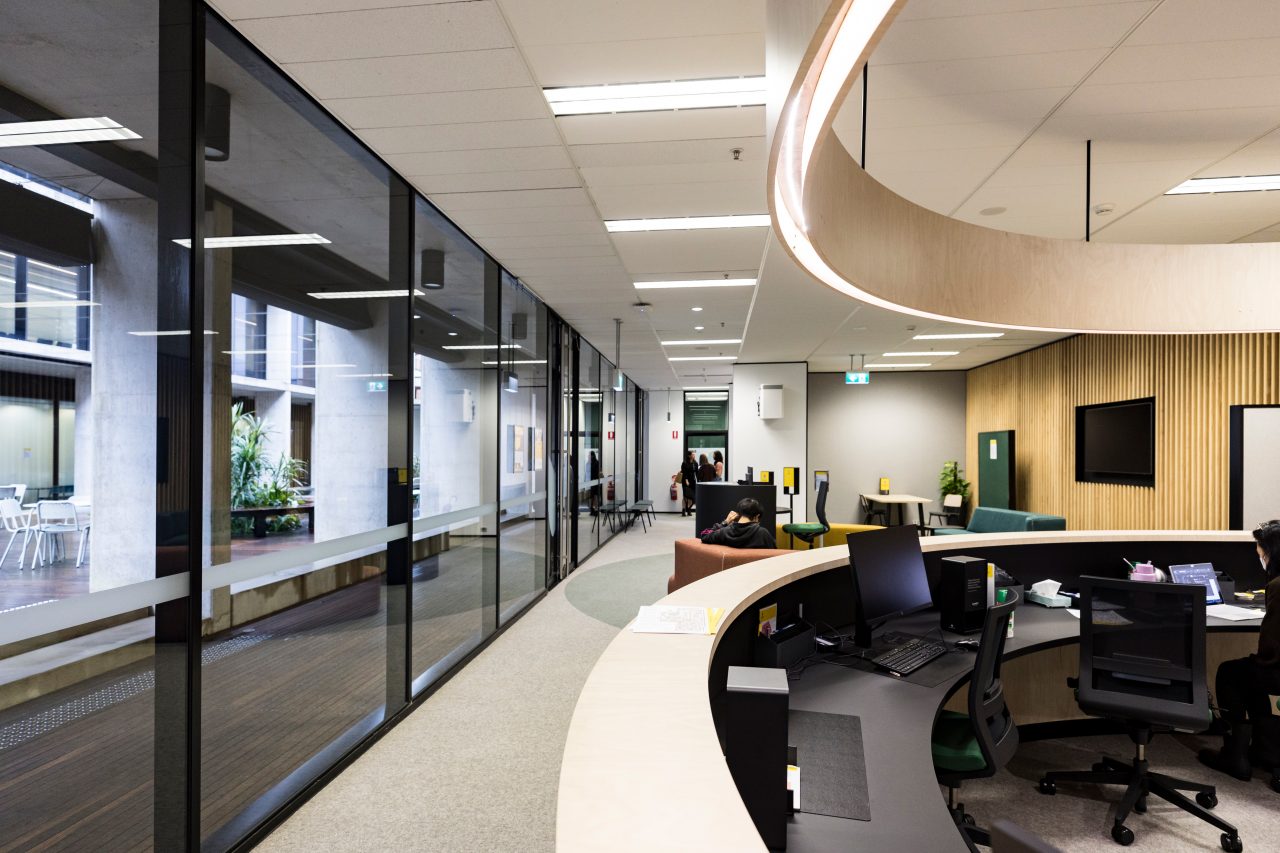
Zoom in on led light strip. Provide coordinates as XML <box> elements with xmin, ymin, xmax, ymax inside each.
<box><xmin>634</xmin><ymin>279</ymin><xmax>756</xmax><ymax>289</ymax></box>
<box><xmin>606</xmin><ymin>215</ymin><xmax>769</xmax><ymax>233</ymax></box>
<box><xmin>544</xmin><ymin>77</ymin><xmax>767</xmax><ymax>116</ymax></box>
<box><xmin>0</xmin><ymin>116</ymin><xmax>141</xmax><ymax>149</ymax></box>
<box><xmin>770</xmin><ymin>0</ymin><xmax>1079</xmax><ymax>334</ymax></box>
<box><xmin>176</xmin><ymin>233</ymin><xmax>331</xmax><ymax>249</ymax></box>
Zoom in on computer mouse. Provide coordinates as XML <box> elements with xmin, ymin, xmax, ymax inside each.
<box><xmin>955</xmin><ymin>638</ymin><xmax>980</xmax><ymax>650</ymax></box>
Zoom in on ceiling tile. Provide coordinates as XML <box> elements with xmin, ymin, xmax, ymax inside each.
<box><xmin>522</xmin><ymin>33</ymin><xmax>764</xmax><ymax>87</ymax></box>
<box><xmin>590</xmin><ymin>180</ymin><xmax>765</xmax><ymax>219</ymax></box>
<box><xmin>390</xmin><ymin>145</ymin><xmax>574</xmax><ymax>175</ymax></box>
<box><xmin>232</xmin><ymin>2</ymin><xmax>511</xmax><ymax>64</ymax></box>
<box><xmin>327</xmin><ymin>86</ymin><xmax>550</xmax><ymax>129</ymax></box>
<box><xmin>413</xmin><ymin>169</ymin><xmax>582</xmax><ymax>193</ymax></box>
<box><xmin>362</xmin><ymin>119</ymin><xmax>562</xmax><ymax>154</ymax></box>
<box><xmin>283</xmin><ymin>49</ymin><xmax>530</xmax><ymax>99</ymax></box>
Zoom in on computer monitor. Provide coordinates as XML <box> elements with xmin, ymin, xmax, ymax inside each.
<box><xmin>846</xmin><ymin>525</ymin><xmax>933</xmax><ymax>646</ymax></box>
<box><xmin>1167</xmin><ymin>562</ymin><xmax>1223</xmax><ymax>605</ymax></box>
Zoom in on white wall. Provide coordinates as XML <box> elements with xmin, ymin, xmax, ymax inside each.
<box><xmin>1242</xmin><ymin>407</ymin><xmax>1280</xmax><ymax>525</ymax></box>
<box><xmin>729</xmin><ymin>363</ymin><xmax>808</xmax><ymax>522</ymax></box>
<box><xmin>646</xmin><ymin>390</ymin><xmax>685</xmax><ymax>513</ymax></box>
<box><xmin>807</xmin><ymin>371</ymin><xmax>967</xmax><ymax>524</ymax></box>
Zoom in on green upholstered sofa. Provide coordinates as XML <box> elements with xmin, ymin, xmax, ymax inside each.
<box><xmin>932</xmin><ymin>506</ymin><xmax>1066</xmax><ymax>536</ymax></box>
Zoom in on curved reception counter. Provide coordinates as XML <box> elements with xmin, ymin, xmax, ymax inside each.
<box><xmin>556</xmin><ymin>531</ymin><xmax>1261</xmax><ymax>853</ymax></box>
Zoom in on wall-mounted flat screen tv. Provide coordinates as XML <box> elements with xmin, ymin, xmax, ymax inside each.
<box><xmin>1076</xmin><ymin>397</ymin><xmax>1155</xmax><ymax>487</ymax></box>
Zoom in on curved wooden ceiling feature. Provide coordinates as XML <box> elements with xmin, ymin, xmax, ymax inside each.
<box><xmin>768</xmin><ymin>0</ymin><xmax>1280</xmax><ymax>334</ymax></box>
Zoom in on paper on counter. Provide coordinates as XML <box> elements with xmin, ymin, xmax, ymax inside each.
<box><xmin>632</xmin><ymin>605</ymin><xmax>726</xmax><ymax>634</ymax></box>
<box><xmin>1031</xmin><ymin>579</ymin><xmax>1062</xmax><ymax>598</ymax></box>
<box><xmin>1207</xmin><ymin>604</ymin><xmax>1265</xmax><ymax>622</ymax></box>
<box><xmin>1066</xmin><ymin>608</ymin><xmax>1081</xmax><ymax>619</ymax></box>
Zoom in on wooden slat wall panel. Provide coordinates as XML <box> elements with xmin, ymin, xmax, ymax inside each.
<box><xmin>966</xmin><ymin>334</ymin><xmax>1280</xmax><ymax>530</ymax></box>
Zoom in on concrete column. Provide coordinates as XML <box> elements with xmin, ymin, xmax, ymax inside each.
<box><xmin>73</xmin><ymin>365</ymin><xmax>92</xmax><ymax>502</ymax></box>
<box><xmin>89</xmin><ymin>198</ymin><xmax>157</xmax><ymax>591</ymax></box>
<box><xmin>313</xmin><ymin>306</ymin><xmax>388</xmax><ymax>540</ymax></box>
<box><xmin>417</xmin><ymin>355</ymin><xmax>483</xmax><ymax>517</ymax></box>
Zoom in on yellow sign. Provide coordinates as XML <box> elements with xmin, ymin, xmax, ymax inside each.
<box><xmin>759</xmin><ymin>470</ymin><xmax>773</xmax><ymax>484</ymax></box>
<box><xmin>783</xmin><ymin>468</ymin><xmax>796</xmax><ymax>489</ymax></box>
<box><xmin>878</xmin><ymin>477</ymin><xmax>890</xmax><ymax>494</ymax></box>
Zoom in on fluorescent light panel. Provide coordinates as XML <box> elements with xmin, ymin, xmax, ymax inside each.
<box><xmin>683</xmin><ymin>386</ymin><xmax>730</xmax><ymax>390</ymax></box>
<box><xmin>662</xmin><ymin>338</ymin><xmax>742</xmax><ymax>346</ymax></box>
<box><xmin>481</xmin><ymin>359</ymin><xmax>547</xmax><ymax>365</ymax></box>
<box><xmin>129</xmin><ymin>330</ymin><xmax>218</xmax><ymax>336</ymax></box>
<box><xmin>883</xmin><ymin>350</ymin><xmax>958</xmax><ymax>357</ymax></box>
<box><xmin>309</xmin><ymin>289</ymin><xmax>423</xmax><ymax>300</ymax></box>
<box><xmin>544</xmin><ymin>77</ymin><xmax>766</xmax><ymax>116</ymax></box>
<box><xmin>0</xmin><ymin>299</ymin><xmax>97</xmax><ymax>308</ymax></box>
<box><xmin>442</xmin><ymin>344</ymin><xmax>521</xmax><ymax>351</ymax></box>
<box><xmin>634</xmin><ymin>278</ymin><xmax>756</xmax><ymax>290</ymax></box>
<box><xmin>0</xmin><ymin>116</ymin><xmax>140</xmax><ymax>148</ymax></box>
<box><xmin>913</xmin><ymin>332</ymin><xmax>1004</xmax><ymax>340</ymax></box>
<box><xmin>1166</xmin><ymin>174</ymin><xmax>1280</xmax><ymax>195</ymax></box>
<box><xmin>606</xmin><ymin>215</ymin><xmax>770</xmax><ymax>233</ymax></box>
<box><xmin>176</xmin><ymin>233</ymin><xmax>331</xmax><ymax>249</ymax></box>
<box><xmin>865</xmin><ymin>362</ymin><xmax>930</xmax><ymax>368</ymax></box>
<box><xmin>669</xmin><ymin>356</ymin><xmax>737</xmax><ymax>362</ymax></box>
<box><xmin>337</xmin><ymin>373</ymin><xmax>393</xmax><ymax>378</ymax></box>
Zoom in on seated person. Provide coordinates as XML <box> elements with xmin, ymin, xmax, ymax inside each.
<box><xmin>700</xmin><ymin>498</ymin><xmax>777</xmax><ymax>549</ymax></box>
<box><xmin>1200</xmin><ymin>519</ymin><xmax>1280</xmax><ymax>780</ymax></box>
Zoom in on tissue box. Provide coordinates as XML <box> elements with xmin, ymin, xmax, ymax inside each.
<box><xmin>1026</xmin><ymin>590</ymin><xmax>1072</xmax><ymax>608</ymax></box>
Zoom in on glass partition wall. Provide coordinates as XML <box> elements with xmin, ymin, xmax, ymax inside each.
<box><xmin>0</xmin><ymin>5</ymin><xmax>641</xmax><ymax>852</ymax></box>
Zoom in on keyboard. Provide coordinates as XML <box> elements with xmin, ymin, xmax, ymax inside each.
<box><xmin>871</xmin><ymin>637</ymin><xmax>948</xmax><ymax>676</ymax></box>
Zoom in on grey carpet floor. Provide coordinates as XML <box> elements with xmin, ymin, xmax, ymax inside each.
<box><xmin>255</xmin><ymin>514</ymin><xmax>687</xmax><ymax>853</ymax></box>
<box><xmin>962</xmin><ymin>732</ymin><xmax>1280</xmax><ymax>851</ymax></box>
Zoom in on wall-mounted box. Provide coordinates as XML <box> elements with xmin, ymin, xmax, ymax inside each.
<box><xmin>757</xmin><ymin>384</ymin><xmax>783</xmax><ymax>419</ymax></box>
<box><xmin>449</xmin><ymin>388</ymin><xmax>475</xmax><ymax>423</ymax></box>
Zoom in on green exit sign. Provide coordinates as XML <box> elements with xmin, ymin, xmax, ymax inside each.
<box><xmin>367</xmin><ymin>380</ymin><xmax>388</xmax><ymax>392</ymax></box>
<box><xmin>845</xmin><ymin>371</ymin><xmax>870</xmax><ymax>385</ymax></box>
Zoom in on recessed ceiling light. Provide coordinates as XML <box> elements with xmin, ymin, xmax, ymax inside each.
<box><xmin>669</xmin><ymin>356</ymin><xmax>737</xmax><ymax>362</ymax></box>
<box><xmin>309</xmin><ymin>289</ymin><xmax>424</xmax><ymax>300</ymax></box>
<box><xmin>883</xmin><ymin>351</ymin><xmax>958</xmax><ymax>357</ymax></box>
<box><xmin>128</xmin><ymin>329</ymin><xmax>218</xmax><ymax>336</ymax></box>
<box><xmin>865</xmin><ymin>362</ymin><xmax>931</xmax><ymax>368</ymax></box>
<box><xmin>481</xmin><ymin>359</ymin><xmax>548</xmax><ymax>365</ymax></box>
<box><xmin>1166</xmin><ymin>174</ymin><xmax>1280</xmax><ymax>195</ymax></box>
<box><xmin>691</xmin><ymin>306</ymin><xmax>703</xmax><ymax>312</ymax></box>
<box><xmin>447</xmin><ymin>332</ymin><xmax>458</xmax><ymax>336</ymax></box>
<box><xmin>634</xmin><ymin>278</ymin><xmax>756</xmax><ymax>289</ymax></box>
<box><xmin>543</xmin><ymin>77</ymin><xmax>767</xmax><ymax>116</ymax></box>
<box><xmin>337</xmin><ymin>373</ymin><xmax>394</xmax><ymax>379</ymax></box>
<box><xmin>683</xmin><ymin>386</ymin><xmax>731</xmax><ymax>390</ymax></box>
<box><xmin>0</xmin><ymin>299</ymin><xmax>97</xmax><ymax>309</ymax></box>
<box><xmin>176</xmin><ymin>233</ymin><xmax>330</xmax><ymax>249</ymax></box>
<box><xmin>979</xmin><ymin>206</ymin><xmax>1006</xmax><ymax>216</ymax></box>
<box><xmin>605</xmin><ymin>215</ymin><xmax>770</xmax><ymax>233</ymax></box>
<box><xmin>662</xmin><ymin>338</ymin><xmax>742</xmax><ymax>346</ymax></box>
<box><xmin>913</xmin><ymin>332</ymin><xmax>1004</xmax><ymax>340</ymax></box>
<box><xmin>442</xmin><ymin>344</ymin><xmax>522</xmax><ymax>351</ymax></box>
<box><xmin>694</xmin><ymin>325</ymin><xmax>705</xmax><ymax>331</ymax></box>
<box><xmin>0</xmin><ymin>116</ymin><xmax>141</xmax><ymax>148</ymax></box>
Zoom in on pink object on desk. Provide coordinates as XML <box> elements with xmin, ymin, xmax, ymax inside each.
<box><xmin>1129</xmin><ymin>562</ymin><xmax>1159</xmax><ymax>582</ymax></box>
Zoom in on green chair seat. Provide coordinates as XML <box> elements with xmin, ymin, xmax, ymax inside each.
<box><xmin>781</xmin><ymin>522</ymin><xmax>827</xmax><ymax>535</ymax></box>
<box><xmin>931</xmin><ymin>710</ymin><xmax>988</xmax><ymax>773</ymax></box>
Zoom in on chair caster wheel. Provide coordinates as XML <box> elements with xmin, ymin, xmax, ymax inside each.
<box><xmin>1197</xmin><ymin>791</ymin><xmax>1218</xmax><ymax>809</ymax></box>
<box><xmin>1133</xmin><ymin>796</ymin><xmax>1147</xmax><ymax>814</ymax></box>
<box><xmin>1038</xmin><ymin>779</ymin><xmax>1056</xmax><ymax>795</ymax></box>
<box><xmin>1111</xmin><ymin>824</ymin><xmax>1134</xmax><ymax>846</ymax></box>
<box><xmin>1221</xmin><ymin>833</ymin><xmax>1243</xmax><ymax>852</ymax></box>
<box><xmin>962</xmin><ymin>813</ymin><xmax>976</xmax><ymax>827</ymax></box>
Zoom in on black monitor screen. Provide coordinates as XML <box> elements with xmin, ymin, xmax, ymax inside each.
<box><xmin>1076</xmin><ymin>397</ymin><xmax>1155</xmax><ymax>486</ymax></box>
<box><xmin>847</xmin><ymin>525</ymin><xmax>933</xmax><ymax>626</ymax></box>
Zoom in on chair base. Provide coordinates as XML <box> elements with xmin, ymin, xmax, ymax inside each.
<box><xmin>1039</xmin><ymin>745</ymin><xmax>1242</xmax><ymax>850</ymax></box>
<box><xmin>943</xmin><ymin>785</ymin><xmax>991</xmax><ymax>851</ymax></box>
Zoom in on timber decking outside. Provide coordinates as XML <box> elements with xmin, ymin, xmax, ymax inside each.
<box><xmin>0</xmin><ymin>532</ymin><xmax>536</xmax><ymax>853</ymax></box>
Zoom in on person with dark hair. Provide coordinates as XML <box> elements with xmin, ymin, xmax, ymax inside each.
<box><xmin>696</xmin><ymin>453</ymin><xmax>717</xmax><ymax>483</ymax></box>
<box><xmin>700</xmin><ymin>498</ymin><xmax>777</xmax><ymax>549</ymax></box>
<box><xmin>1199</xmin><ymin>519</ymin><xmax>1280</xmax><ymax>780</ymax></box>
<box><xmin>713</xmin><ymin>450</ymin><xmax>725</xmax><ymax>482</ymax></box>
<box><xmin>679</xmin><ymin>451</ymin><xmax>698</xmax><ymax>517</ymax></box>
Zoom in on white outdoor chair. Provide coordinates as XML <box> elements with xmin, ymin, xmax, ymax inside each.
<box><xmin>8</xmin><ymin>484</ymin><xmax>26</xmax><ymax>504</ymax></box>
<box><xmin>0</xmin><ymin>498</ymin><xmax>34</xmax><ymax>569</ymax></box>
<box><xmin>34</xmin><ymin>500</ymin><xmax>84</xmax><ymax>567</ymax></box>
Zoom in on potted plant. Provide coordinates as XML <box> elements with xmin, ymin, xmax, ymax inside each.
<box><xmin>231</xmin><ymin>403</ymin><xmax>308</xmax><ymax>536</ymax></box>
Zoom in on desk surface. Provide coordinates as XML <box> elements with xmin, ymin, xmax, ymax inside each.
<box><xmin>862</xmin><ymin>493</ymin><xmax>931</xmax><ymax>504</ymax></box>
<box><xmin>556</xmin><ymin>530</ymin><xmax>1256</xmax><ymax>853</ymax></box>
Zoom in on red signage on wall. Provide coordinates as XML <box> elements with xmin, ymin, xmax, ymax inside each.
<box><xmin>672</xmin><ymin>430</ymin><xmax>679</xmax><ymax>439</ymax></box>
<box><xmin>608</xmin><ymin>430</ymin><xmax>615</xmax><ymax>440</ymax></box>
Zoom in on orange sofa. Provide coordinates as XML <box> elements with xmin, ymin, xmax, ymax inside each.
<box><xmin>668</xmin><ymin>538</ymin><xmax>792</xmax><ymax>594</ymax></box>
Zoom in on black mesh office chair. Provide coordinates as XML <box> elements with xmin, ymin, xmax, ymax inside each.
<box><xmin>931</xmin><ymin>591</ymin><xmax>1019</xmax><ymax>849</ymax></box>
<box><xmin>1037</xmin><ymin>577</ymin><xmax>1242</xmax><ymax>852</ymax></box>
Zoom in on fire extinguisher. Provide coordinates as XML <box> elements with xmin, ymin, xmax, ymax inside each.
<box><xmin>607</xmin><ymin>479</ymin><xmax>616</xmax><ymax>501</ymax></box>
<box><xmin>669</xmin><ymin>476</ymin><xmax>679</xmax><ymax>501</ymax></box>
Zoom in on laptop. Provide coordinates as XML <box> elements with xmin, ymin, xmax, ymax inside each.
<box><xmin>1168</xmin><ymin>562</ymin><xmax>1223</xmax><ymax>605</ymax></box>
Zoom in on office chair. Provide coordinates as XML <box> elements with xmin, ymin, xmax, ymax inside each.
<box><xmin>859</xmin><ymin>493</ymin><xmax>888</xmax><ymax>526</ymax></box>
<box><xmin>782</xmin><ymin>480</ymin><xmax>831</xmax><ymax>549</ymax></box>
<box><xmin>929</xmin><ymin>493</ymin><xmax>964</xmax><ymax>528</ymax></box>
<box><xmin>1037</xmin><ymin>577</ymin><xmax>1242</xmax><ymax>852</ymax></box>
<box><xmin>931</xmin><ymin>591</ymin><xmax>1019</xmax><ymax>849</ymax></box>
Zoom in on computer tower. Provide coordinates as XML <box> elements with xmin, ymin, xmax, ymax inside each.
<box><xmin>939</xmin><ymin>555</ymin><xmax>991</xmax><ymax>634</ymax></box>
